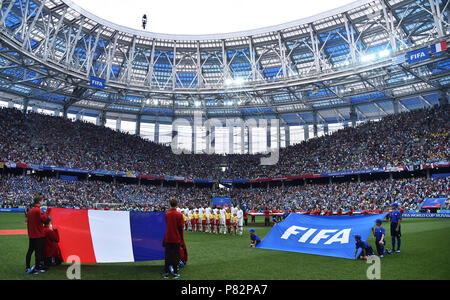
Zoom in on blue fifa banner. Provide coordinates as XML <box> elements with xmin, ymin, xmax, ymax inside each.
<box><xmin>212</xmin><ymin>197</ymin><xmax>231</xmax><ymax>207</ymax></box>
<box><xmin>257</xmin><ymin>213</ymin><xmax>387</xmax><ymax>260</ymax></box>
<box><xmin>407</xmin><ymin>47</ymin><xmax>429</xmax><ymax>64</ymax></box>
<box><xmin>420</xmin><ymin>198</ymin><xmax>447</xmax><ymax>209</ymax></box>
<box><xmin>90</xmin><ymin>76</ymin><xmax>106</xmax><ymax>89</ymax></box>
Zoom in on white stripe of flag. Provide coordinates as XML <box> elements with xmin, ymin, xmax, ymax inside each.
<box><xmin>431</xmin><ymin>41</ymin><xmax>447</xmax><ymax>54</ymax></box>
<box><xmin>88</xmin><ymin>210</ymin><xmax>135</xmax><ymax>263</ymax></box>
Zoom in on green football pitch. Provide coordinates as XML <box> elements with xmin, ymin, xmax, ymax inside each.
<box><xmin>1</xmin><ymin>213</ymin><xmax>449</xmax><ymax>280</ymax></box>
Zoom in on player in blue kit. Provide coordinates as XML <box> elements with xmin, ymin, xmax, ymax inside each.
<box><xmin>249</xmin><ymin>228</ymin><xmax>261</xmax><ymax>248</ymax></box>
<box><xmin>354</xmin><ymin>235</ymin><xmax>374</xmax><ymax>260</ymax></box>
<box><xmin>372</xmin><ymin>219</ymin><xmax>387</xmax><ymax>257</ymax></box>
<box><xmin>390</xmin><ymin>203</ymin><xmax>402</xmax><ymax>253</ymax></box>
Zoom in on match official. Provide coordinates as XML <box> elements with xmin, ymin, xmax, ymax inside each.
<box><xmin>162</xmin><ymin>198</ymin><xmax>184</xmax><ymax>279</ymax></box>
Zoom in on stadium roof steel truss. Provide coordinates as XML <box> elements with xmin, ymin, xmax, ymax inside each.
<box><xmin>0</xmin><ymin>0</ymin><xmax>448</xmax><ymax>124</ymax></box>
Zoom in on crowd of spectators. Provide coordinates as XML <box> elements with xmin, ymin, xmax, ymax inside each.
<box><xmin>1</xmin><ymin>174</ymin><xmax>448</xmax><ymax>212</ymax></box>
<box><xmin>0</xmin><ymin>104</ymin><xmax>448</xmax><ymax>180</ymax></box>
<box><xmin>222</xmin><ymin>105</ymin><xmax>449</xmax><ymax>178</ymax></box>
<box><xmin>0</xmin><ymin>104</ymin><xmax>448</xmax><ymax>212</ymax></box>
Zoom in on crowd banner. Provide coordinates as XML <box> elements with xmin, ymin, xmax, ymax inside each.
<box><xmin>420</xmin><ymin>198</ymin><xmax>447</xmax><ymax>209</ymax></box>
<box><xmin>257</xmin><ymin>213</ymin><xmax>387</xmax><ymax>260</ymax></box>
<box><xmin>50</xmin><ymin>208</ymin><xmax>166</xmax><ymax>263</ymax></box>
<box><xmin>2</xmin><ymin>159</ymin><xmax>449</xmax><ymax>185</ymax></box>
<box><xmin>212</xmin><ymin>198</ymin><xmax>231</xmax><ymax>207</ymax></box>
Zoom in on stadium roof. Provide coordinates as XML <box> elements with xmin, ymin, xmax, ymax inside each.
<box><xmin>0</xmin><ymin>0</ymin><xmax>449</xmax><ymax>125</ymax></box>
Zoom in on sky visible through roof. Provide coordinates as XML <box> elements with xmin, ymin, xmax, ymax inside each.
<box><xmin>72</xmin><ymin>0</ymin><xmax>357</xmax><ymax>35</ymax></box>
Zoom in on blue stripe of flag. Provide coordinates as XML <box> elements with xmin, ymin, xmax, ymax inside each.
<box><xmin>130</xmin><ymin>212</ymin><xmax>166</xmax><ymax>262</ymax></box>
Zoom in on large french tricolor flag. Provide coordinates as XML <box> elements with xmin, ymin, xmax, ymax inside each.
<box><xmin>431</xmin><ymin>41</ymin><xmax>447</xmax><ymax>54</ymax></box>
<box><xmin>50</xmin><ymin>208</ymin><xmax>166</xmax><ymax>263</ymax></box>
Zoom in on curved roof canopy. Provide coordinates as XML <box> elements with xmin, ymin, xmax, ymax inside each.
<box><xmin>0</xmin><ymin>0</ymin><xmax>448</xmax><ymax>123</ymax></box>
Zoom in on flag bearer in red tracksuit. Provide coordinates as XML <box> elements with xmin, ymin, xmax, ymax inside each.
<box><xmin>25</xmin><ymin>195</ymin><xmax>52</xmax><ymax>274</ymax></box>
<box><xmin>43</xmin><ymin>219</ymin><xmax>62</xmax><ymax>267</ymax></box>
<box><xmin>163</xmin><ymin>198</ymin><xmax>184</xmax><ymax>279</ymax></box>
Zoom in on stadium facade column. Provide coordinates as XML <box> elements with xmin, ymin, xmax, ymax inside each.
<box><xmin>63</xmin><ymin>106</ymin><xmax>68</xmax><ymax>119</ymax></box>
<box><xmin>211</xmin><ymin>124</ymin><xmax>216</xmax><ymax>151</ymax></box>
<box><xmin>267</xmin><ymin>121</ymin><xmax>271</xmax><ymax>151</ymax></box>
<box><xmin>135</xmin><ymin>114</ymin><xmax>141</xmax><ymax>136</ymax></box>
<box><xmin>285</xmin><ymin>125</ymin><xmax>290</xmax><ymax>147</ymax></box>
<box><xmin>99</xmin><ymin>111</ymin><xmax>106</xmax><ymax>127</ymax></box>
<box><xmin>229</xmin><ymin>124</ymin><xmax>234</xmax><ymax>155</ymax></box>
<box><xmin>393</xmin><ymin>99</ymin><xmax>400</xmax><ymax>115</ymax></box>
<box><xmin>241</xmin><ymin>123</ymin><xmax>245</xmax><ymax>154</ymax></box>
<box><xmin>324</xmin><ymin>124</ymin><xmax>329</xmax><ymax>135</ymax></box>
<box><xmin>205</xmin><ymin>119</ymin><xmax>211</xmax><ymax>154</ymax></box>
<box><xmin>248</xmin><ymin>125</ymin><xmax>253</xmax><ymax>154</ymax></box>
<box><xmin>116</xmin><ymin>118</ymin><xmax>121</xmax><ymax>132</ymax></box>
<box><xmin>350</xmin><ymin>105</ymin><xmax>357</xmax><ymax>127</ymax></box>
<box><xmin>192</xmin><ymin>121</ymin><xmax>196</xmax><ymax>154</ymax></box>
<box><xmin>22</xmin><ymin>99</ymin><xmax>29</xmax><ymax>113</ymax></box>
<box><xmin>155</xmin><ymin>121</ymin><xmax>160</xmax><ymax>144</ymax></box>
<box><xmin>313</xmin><ymin>110</ymin><xmax>318</xmax><ymax>138</ymax></box>
<box><xmin>439</xmin><ymin>90</ymin><xmax>448</xmax><ymax>106</ymax></box>
<box><xmin>304</xmin><ymin>125</ymin><xmax>309</xmax><ymax>141</ymax></box>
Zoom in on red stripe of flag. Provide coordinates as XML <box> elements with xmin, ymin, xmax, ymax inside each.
<box><xmin>50</xmin><ymin>208</ymin><xmax>97</xmax><ymax>263</ymax></box>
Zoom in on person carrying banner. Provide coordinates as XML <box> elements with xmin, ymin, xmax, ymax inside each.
<box><xmin>390</xmin><ymin>203</ymin><xmax>402</xmax><ymax>253</ymax></box>
<box><xmin>372</xmin><ymin>219</ymin><xmax>387</xmax><ymax>257</ymax></box>
<box><xmin>354</xmin><ymin>235</ymin><xmax>374</xmax><ymax>260</ymax></box>
<box><xmin>25</xmin><ymin>195</ymin><xmax>52</xmax><ymax>274</ymax></box>
<box><xmin>243</xmin><ymin>209</ymin><xmax>249</xmax><ymax>226</ymax></box>
<box><xmin>249</xmin><ymin>228</ymin><xmax>261</xmax><ymax>248</ymax></box>
<box><xmin>162</xmin><ymin>198</ymin><xmax>184</xmax><ymax>279</ymax></box>
<box><xmin>42</xmin><ymin>218</ymin><xmax>62</xmax><ymax>267</ymax></box>
<box><xmin>251</xmin><ymin>208</ymin><xmax>256</xmax><ymax>223</ymax></box>
<box><xmin>264</xmin><ymin>207</ymin><xmax>271</xmax><ymax>226</ymax></box>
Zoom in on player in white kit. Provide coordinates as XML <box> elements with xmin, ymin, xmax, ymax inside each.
<box><xmin>237</xmin><ymin>206</ymin><xmax>244</xmax><ymax>236</ymax></box>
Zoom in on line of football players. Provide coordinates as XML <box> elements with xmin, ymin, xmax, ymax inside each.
<box><xmin>177</xmin><ymin>206</ymin><xmax>244</xmax><ymax>236</ymax></box>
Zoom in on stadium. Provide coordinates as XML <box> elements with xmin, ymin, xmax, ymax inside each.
<box><xmin>0</xmin><ymin>0</ymin><xmax>449</xmax><ymax>283</ymax></box>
